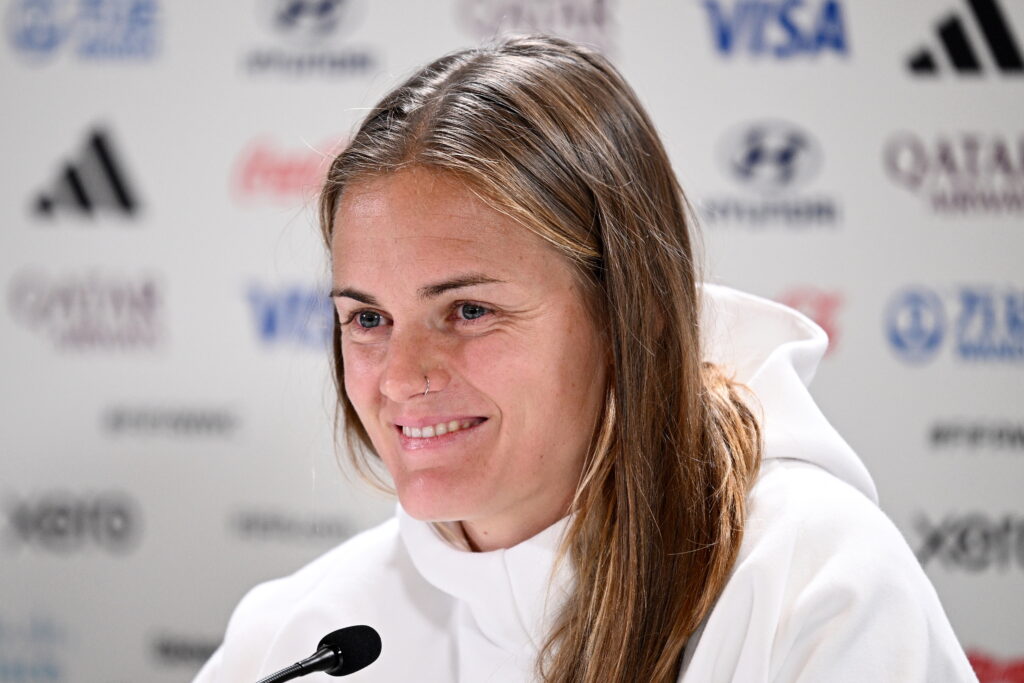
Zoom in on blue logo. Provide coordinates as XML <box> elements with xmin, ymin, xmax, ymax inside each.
<box><xmin>703</xmin><ymin>0</ymin><xmax>849</xmax><ymax>58</ymax></box>
<box><xmin>0</xmin><ymin>614</ymin><xmax>66</xmax><ymax>681</ymax></box>
<box><xmin>886</xmin><ymin>286</ymin><xmax>1024</xmax><ymax>363</ymax></box>
<box><xmin>886</xmin><ymin>288</ymin><xmax>945</xmax><ymax>363</ymax></box>
<box><xmin>247</xmin><ymin>285</ymin><xmax>332</xmax><ymax>347</ymax></box>
<box><xmin>6</xmin><ymin>0</ymin><xmax>159</xmax><ymax>62</ymax></box>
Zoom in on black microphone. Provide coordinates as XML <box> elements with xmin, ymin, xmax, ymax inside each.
<box><xmin>255</xmin><ymin>625</ymin><xmax>382</xmax><ymax>683</ymax></box>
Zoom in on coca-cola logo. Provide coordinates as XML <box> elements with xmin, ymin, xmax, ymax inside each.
<box><xmin>232</xmin><ymin>137</ymin><xmax>342</xmax><ymax>205</ymax></box>
<box><xmin>7</xmin><ymin>270</ymin><xmax>164</xmax><ymax>350</ymax></box>
<box><xmin>968</xmin><ymin>651</ymin><xmax>1024</xmax><ymax>683</ymax></box>
<box><xmin>883</xmin><ymin>132</ymin><xmax>1024</xmax><ymax>214</ymax></box>
<box><xmin>3</xmin><ymin>492</ymin><xmax>142</xmax><ymax>554</ymax></box>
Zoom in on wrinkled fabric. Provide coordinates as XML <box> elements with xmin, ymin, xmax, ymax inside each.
<box><xmin>195</xmin><ymin>285</ymin><xmax>977</xmax><ymax>683</ymax></box>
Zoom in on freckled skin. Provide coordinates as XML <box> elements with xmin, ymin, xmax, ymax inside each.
<box><xmin>332</xmin><ymin>168</ymin><xmax>607</xmax><ymax>551</ymax></box>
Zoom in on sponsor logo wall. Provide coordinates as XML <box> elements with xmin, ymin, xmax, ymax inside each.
<box><xmin>702</xmin><ymin>119</ymin><xmax>840</xmax><ymax>228</ymax></box>
<box><xmin>885</xmin><ymin>286</ymin><xmax>1024</xmax><ymax>363</ymax></box>
<box><xmin>883</xmin><ymin>132</ymin><xmax>1024</xmax><ymax>214</ymax></box>
<box><xmin>243</xmin><ymin>0</ymin><xmax>376</xmax><ymax>76</ymax></box>
<box><xmin>906</xmin><ymin>0</ymin><xmax>1023</xmax><ymax>76</ymax></box>
<box><xmin>701</xmin><ymin>0</ymin><xmax>849</xmax><ymax>59</ymax></box>
<box><xmin>2</xmin><ymin>1</ymin><xmax>1021</xmax><ymax>680</ymax></box>
<box><xmin>8</xmin><ymin>270</ymin><xmax>164</xmax><ymax>350</ymax></box>
<box><xmin>33</xmin><ymin>127</ymin><xmax>142</xmax><ymax>219</ymax></box>
<box><xmin>6</xmin><ymin>0</ymin><xmax>160</xmax><ymax>63</ymax></box>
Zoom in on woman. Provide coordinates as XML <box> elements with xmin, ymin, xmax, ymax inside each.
<box><xmin>196</xmin><ymin>36</ymin><xmax>976</xmax><ymax>682</ymax></box>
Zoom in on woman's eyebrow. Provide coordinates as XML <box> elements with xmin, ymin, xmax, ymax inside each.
<box><xmin>330</xmin><ymin>287</ymin><xmax>379</xmax><ymax>306</ymax></box>
<box><xmin>418</xmin><ymin>274</ymin><xmax>505</xmax><ymax>299</ymax></box>
<box><xmin>329</xmin><ymin>275</ymin><xmax>504</xmax><ymax>305</ymax></box>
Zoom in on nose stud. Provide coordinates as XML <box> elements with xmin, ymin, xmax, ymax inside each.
<box><xmin>423</xmin><ymin>376</ymin><xmax>430</xmax><ymax>396</ymax></box>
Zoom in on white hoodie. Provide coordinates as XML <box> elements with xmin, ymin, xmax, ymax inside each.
<box><xmin>194</xmin><ymin>285</ymin><xmax>977</xmax><ymax>683</ymax></box>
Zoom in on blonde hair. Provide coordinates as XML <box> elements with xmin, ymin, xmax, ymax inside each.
<box><xmin>319</xmin><ymin>35</ymin><xmax>761</xmax><ymax>682</ymax></box>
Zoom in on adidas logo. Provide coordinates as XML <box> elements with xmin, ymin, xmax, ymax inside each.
<box><xmin>35</xmin><ymin>128</ymin><xmax>141</xmax><ymax>219</ymax></box>
<box><xmin>907</xmin><ymin>0</ymin><xmax>1023</xmax><ymax>76</ymax></box>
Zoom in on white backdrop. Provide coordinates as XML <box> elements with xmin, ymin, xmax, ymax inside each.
<box><xmin>1</xmin><ymin>1</ymin><xmax>1021</xmax><ymax>681</ymax></box>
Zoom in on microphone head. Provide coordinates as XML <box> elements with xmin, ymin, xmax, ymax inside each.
<box><xmin>318</xmin><ymin>625</ymin><xmax>382</xmax><ymax>676</ymax></box>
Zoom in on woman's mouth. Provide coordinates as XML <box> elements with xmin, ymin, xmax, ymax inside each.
<box><xmin>399</xmin><ymin>418</ymin><xmax>486</xmax><ymax>439</ymax></box>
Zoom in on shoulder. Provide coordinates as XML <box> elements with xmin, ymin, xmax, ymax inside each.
<box><xmin>743</xmin><ymin>458</ymin><xmax>909</xmax><ymax>566</ymax></box>
<box><xmin>679</xmin><ymin>459</ymin><xmax>977</xmax><ymax>683</ymax></box>
<box><xmin>226</xmin><ymin>514</ymin><xmax>404</xmax><ymax>629</ymax></box>
<box><xmin>195</xmin><ymin>514</ymin><xmax>450</xmax><ymax>682</ymax></box>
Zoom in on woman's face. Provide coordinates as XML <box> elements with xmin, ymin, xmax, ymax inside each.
<box><xmin>331</xmin><ymin>168</ymin><xmax>607</xmax><ymax>550</ymax></box>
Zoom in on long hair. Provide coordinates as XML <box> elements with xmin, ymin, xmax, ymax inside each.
<box><xmin>319</xmin><ymin>35</ymin><xmax>762</xmax><ymax>682</ymax></box>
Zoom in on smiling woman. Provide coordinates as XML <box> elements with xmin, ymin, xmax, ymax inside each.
<box><xmin>196</xmin><ymin>35</ymin><xmax>976</xmax><ymax>683</ymax></box>
<box><xmin>331</xmin><ymin>169</ymin><xmax>607</xmax><ymax>553</ymax></box>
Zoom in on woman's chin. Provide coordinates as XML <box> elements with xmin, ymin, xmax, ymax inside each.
<box><xmin>395</xmin><ymin>478</ymin><xmax>482</xmax><ymax>524</ymax></box>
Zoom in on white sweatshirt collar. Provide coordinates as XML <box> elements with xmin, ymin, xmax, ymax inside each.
<box><xmin>398</xmin><ymin>506</ymin><xmax>573</xmax><ymax>654</ymax></box>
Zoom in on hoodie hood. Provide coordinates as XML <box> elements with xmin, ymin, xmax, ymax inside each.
<box><xmin>700</xmin><ymin>284</ymin><xmax>877</xmax><ymax>502</ymax></box>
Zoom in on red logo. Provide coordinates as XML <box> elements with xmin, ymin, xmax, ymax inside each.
<box><xmin>777</xmin><ymin>287</ymin><xmax>843</xmax><ymax>356</ymax></box>
<box><xmin>969</xmin><ymin>651</ymin><xmax>1024</xmax><ymax>683</ymax></box>
<box><xmin>232</xmin><ymin>137</ymin><xmax>344</xmax><ymax>204</ymax></box>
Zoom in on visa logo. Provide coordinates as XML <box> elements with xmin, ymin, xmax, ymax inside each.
<box><xmin>247</xmin><ymin>285</ymin><xmax>332</xmax><ymax>347</ymax></box>
<box><xmin>703</xmin><ymin>0</ymin><xmax>849</xmax><ymax>58</ymax></box>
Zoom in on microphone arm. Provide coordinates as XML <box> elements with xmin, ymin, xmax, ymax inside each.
<box><xmin>255</xmin><ymin>645</ymin><xmax>341</xmax><ymax>683</ymax></box>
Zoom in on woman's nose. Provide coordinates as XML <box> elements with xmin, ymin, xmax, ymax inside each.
<box><xmin>378</xmin><ymin>328</ymin><xmax>451</xmax><ymax>402</ymax></box>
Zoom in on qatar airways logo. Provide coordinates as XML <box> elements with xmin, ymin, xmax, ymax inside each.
<box><xmin>7</xmin><ymin>270</ymin><xmax>164</xmax><ymax>350</ymax></box>
<box><xmin>884</xmin><ymin>132</ymin><xmax>1024</xmax><ymax>214</ymax></box>
<box><xmin>232</xmin><ymin>137</ymin><xmax>340</xmax><ymax>205</ymax></box>
<box><xmin>456</xmin><ymin>0</ymin><xmax>615</xmax><ymax>51</ymax></box>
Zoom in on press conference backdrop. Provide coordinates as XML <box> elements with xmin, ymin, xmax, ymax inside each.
<box><xmin>1</xmin><ymin>1</ymin><xmax>1021</xmax><ymax>680</ymax></box>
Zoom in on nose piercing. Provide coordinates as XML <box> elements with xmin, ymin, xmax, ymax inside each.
<box><xmin>423</xmin><ymin>376</ymin><xmax>430</xmax><ymax>396</ymax></box>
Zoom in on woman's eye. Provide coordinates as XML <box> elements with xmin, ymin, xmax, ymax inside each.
<box><xmin>458</xmin><ymin>303</ymin><xmax>489</xmax><ymax>320</ymax></box>
<box><xmin>357</xmin><ymin>311</ymin><xmax>383</xmax><ymax>328</ymax></box>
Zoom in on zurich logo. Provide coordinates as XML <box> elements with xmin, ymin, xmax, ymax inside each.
<box><xmin>6</xmin><ymin>0</ymin><xmax>74</xmax><ymax>57</ymax></box>
<box><xmin>718</xmin><ymin>120</ymin><xmax>822</xmax><ymax>195</ymax></box>
<box><xmin>259</xmin><ymin>0</ymin><xmax>357</xmax><ymax>45</ymax></box>
<box><xmin>886</xmin><ymin>287</ymin><xmax>946</xmax><ymax>363</ymax></box>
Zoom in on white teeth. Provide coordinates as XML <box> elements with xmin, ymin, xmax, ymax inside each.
<box><xmin>401</xmin><ymin>419</ymin><xmax>481</xmax><ymax>439</ymax></box>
